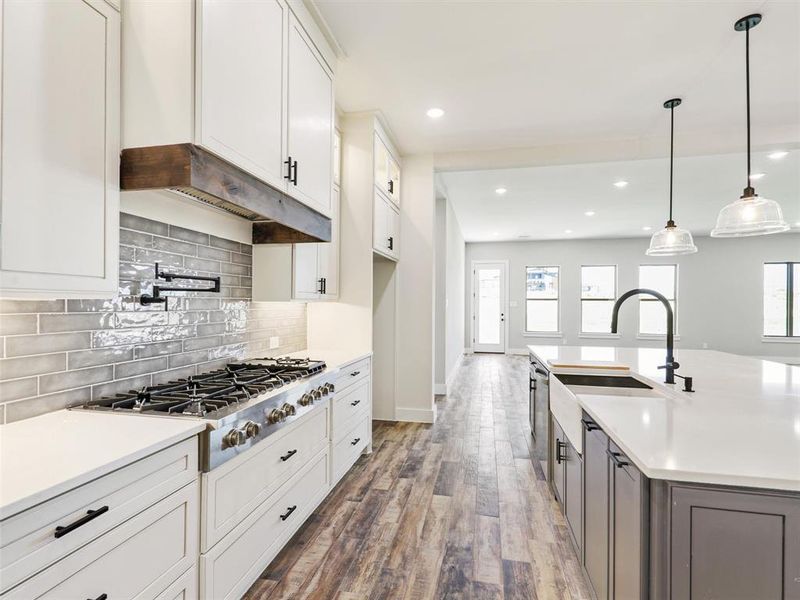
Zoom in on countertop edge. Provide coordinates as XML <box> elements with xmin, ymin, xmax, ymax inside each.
<box><xmin>0</xmin><ymin>420</ymin><xmax>205</xmax><ymax>521</ymax></box>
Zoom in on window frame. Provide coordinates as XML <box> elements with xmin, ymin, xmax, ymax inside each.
<box><xmin>763</xmin><ymin>261</ymin><xmax>799</xmax><ymax>339</ymax></box>
<box><xmin>637</xmin><ymin>264</ymin><xmax>679</xmax><ymax>338</ymax></box>
<box><xmin>524</xmin><ymin>265</ymin><xmax>561</xmax><ymax>336</ymax></box>
<box><xmin>579</xmin><ymin>264</ymin><xmax>618</xmax><ymax>336</ymax></box>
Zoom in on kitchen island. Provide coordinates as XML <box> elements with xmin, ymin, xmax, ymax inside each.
<box><xmin>528</xmin><ymin>344</ymin><xmax>800</xmax><ymax>600</ymax></box>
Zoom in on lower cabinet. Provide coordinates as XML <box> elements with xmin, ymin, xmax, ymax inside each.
<box><xmin>582</xmin><ymin>415</ymin><xmax>609</xmax><ymax>600</ymax></box>
<box><xmin>664</xmin><ymin>483</ymin><xmax>800</xmax><ymax>600</ymax></box>
<box><xmin>550</xmin><ymin>414</ymin><xmax>582</xmax><ymax>554</ymax></box>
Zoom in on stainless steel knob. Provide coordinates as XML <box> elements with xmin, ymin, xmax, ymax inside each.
<box><xmin>325</xmin><ymin>382</ymin><xmax>335</xmax><ymax>393</ymax></box>
<box><xmin>312</xmin><ymin>388</ymin><xmax>322</xmax><ymax>400</ymax></box>
<box><xmin>223</xmin><ymin>428</ymin><xmax>246</xmax><ymax>448</ymax></box>
<box><xmin>244</xmin><ymin>421</ymin><xmax>262</xmax><ymax>438</ymax></box>
<box><xmin>281</xmin><ymin>402</ymin><xmax>296</xmax><ymax>416</ymax></box>
<box><xmin>267</xmin><ymin>408</ymin><xmax>286</xmax><ymax>424</ymax></box>
<box><xmin>298</xmin><ymin>393</ymin><xmax>314</xmax><ymax>406</ymax></box>
<box><xmin>320</xmin><ymin>385</ymin><xmax>329</xmax><ymax>396</ymax></box>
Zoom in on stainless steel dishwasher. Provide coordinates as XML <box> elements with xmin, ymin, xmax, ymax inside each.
<box><xmin>529</xmin><ymin>355</ymin><xmax>549</xmax><ymax>462</ymax></box>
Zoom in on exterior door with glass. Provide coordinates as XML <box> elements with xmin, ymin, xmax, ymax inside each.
<box><xmin>472</xmin><ymin>262</ymin><xmax>507</xmax><ymax>353</ymax></box>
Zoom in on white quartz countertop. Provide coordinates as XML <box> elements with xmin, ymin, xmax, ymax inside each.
<box><xmin>0</xmin><ymin>410</ymin><xmax>204</xmax><ymax>520</ymax></box>
<box><xmin>286</xmin><ymin>348</ymin><xmax>372</xmax><ymax>372</ymax></box>
<box><xmin>528</xmin><ymin>345</ymin><xmax>800</xmax><ymax>492</ymax></box>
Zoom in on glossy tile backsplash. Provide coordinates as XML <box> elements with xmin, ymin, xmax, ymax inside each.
<box><xmin>0</xmin><ymin>213</ymin><xmax>307</xmax><ymax>424</ymax></box>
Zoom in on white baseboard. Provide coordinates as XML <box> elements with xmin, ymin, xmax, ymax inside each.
<box><xmin>434</xmin><ymin>383</ymin><xmax>447</xmax><ymax>395</ymax></box>
<box><xmin>507</xmin><ymin>347</ymin><xmax>529</xmax><ymax>356</ymax></box>
<box><xmin>395</xmin><ymin>406</ymin><xmax>437</xmax><ymax>423</ymax></box>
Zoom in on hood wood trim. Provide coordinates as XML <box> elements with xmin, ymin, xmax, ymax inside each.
<box><xmin>121</xmin><ymin>144</ymin><xmax>331</xmax><ymax>243</ymax></box>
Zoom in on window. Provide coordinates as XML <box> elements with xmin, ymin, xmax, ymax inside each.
<box><xmin>763</xmin><ymin>262</ymin><xmax>799</xmax><ymax>337</ymax></box>
<box><xmin>526</xmin><ymin>266</ymin><xmax>559</xmax><ymax>332</ymax></box>
<box><xmin>581</xmin><ymin>265</ymin><xmax>617</xmax><ymax>333</ymax></box>
<box><xmin>638</xmin><ymin>265</ymin><xmax>677</xmax><ymax>335</ymax></box>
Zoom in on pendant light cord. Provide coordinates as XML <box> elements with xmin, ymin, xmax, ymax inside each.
<box><xmin>669</xmin><ymin>104</ymin><xmax>674</xmax><ymax>222</ymax></box>
<box><xmin>745</xmin><ymin>24</ymin><xmax>752</xmax><ymax>188</ymax></box>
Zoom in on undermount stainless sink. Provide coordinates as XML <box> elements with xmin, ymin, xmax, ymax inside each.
<box><xmin>554</xmin><ymin>373</ymin><xmax>653</xmax><ymax>389</ymax></box>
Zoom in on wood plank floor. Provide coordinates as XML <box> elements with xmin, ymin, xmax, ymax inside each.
<box><xmin>244</xmin><ymin>354</ymin><xmax>592</xmax><ymax>599</ymax></box>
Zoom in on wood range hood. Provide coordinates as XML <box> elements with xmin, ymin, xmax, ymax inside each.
<box><xmin>121</xmin><ymin>144</ymin><xmax>331</xmax><ymax>244</ymax></box>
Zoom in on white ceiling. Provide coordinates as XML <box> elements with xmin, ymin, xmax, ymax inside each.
<box><xmin>438</xmin><ymin>150</ymin><xmax>800</xmax><ymax>242</ymax></box>
<box><xmin>316</xmin><ymin>0</ymin><xmax>800</xmax><ymax>156</ymax></box>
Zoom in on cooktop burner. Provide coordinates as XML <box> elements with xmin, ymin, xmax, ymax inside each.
<box><xmin>82</xmin><ymin>358</ymin><xmax>327</xmax><ymax>418</ymax></box>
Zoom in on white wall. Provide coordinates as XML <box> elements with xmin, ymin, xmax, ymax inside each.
<box><xmin>396</xmin><ymin>155</ymin><xmax>436</xmax><ymax>422</ymax></box>
<box><xmin>444</xmin><ymin>198</ymin><xmax>466</xmax><ymax>385</ymax></box>
<box><xmin>465</xmin><ymin>233</ymin><xmax>800</xmax><ymax>360</ymax></box>
<box><xmin>434</xmin><ymin>196</ymin><xmax>467</xmax><ymax>394</ymax></box>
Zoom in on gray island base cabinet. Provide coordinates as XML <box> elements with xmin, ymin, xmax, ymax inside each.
<box><xmin>552</xmin><ymin>411</ymin><xmax>800</xmax><ymax>600</ymax></box>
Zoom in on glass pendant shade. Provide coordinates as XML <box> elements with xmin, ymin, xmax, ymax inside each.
<box><xmin>647</xmin><ymin>222</ymin><xmax>698</xmax><ymax>256</ymax></box>
<box><xmin>710</xmin><ymin>194</ymin><xmax>789</xmax><ymax>237</ymax></box>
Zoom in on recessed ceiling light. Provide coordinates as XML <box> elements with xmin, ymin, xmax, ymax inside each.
<box><xmin>749</xmin><ymin>172</ymin><xmax>766</xmax><ymax>180</ymax></box>
<box><xmin>795</xmin><ymin>222</ymin><xmax>800</xmax><ymax>228</ymax></box>
<box><xmin>564</xmin><ymin>229</ymin><xmax>573</xmax><ymax>234</ymax></box>
<box><xmin>585</xmin><ymin>210</ymin><xmax>596</xmax><ymax>217</ymax></box>
<box><xmin>768</xmin><ymin>151</ymin><xmax>788</xmax><ymax>160</ymax></box>
<box><xmin>614</xmin><ymin>180</ymin><xmax>628</xmax><ymax>188</ymax></box>
<box><xmin>495</xmin><ymin>187</ymin><xmax>507</xmax><ymax>195</ymax></box>
<box><xmin>426</xmin><ymin>107</ymin><xmax>444</xmax><ymax>119</ymax></box>
<box><xmin>492</xmin><ymin>231</ymin><xmax>499</xmax><ymax>236</ymax></box>
<box><xmin>642</xmin><ymin>226</ymin><xmax>652</xmax><ymax>231</ymax></box>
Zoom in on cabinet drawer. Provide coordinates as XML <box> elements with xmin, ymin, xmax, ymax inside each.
<box><xmin>332</xmin><ymin>380</ymin><xmax>370</xmax><ymax>443</ymax></box>
<box><xmin>200</xmin><ymin>449</ymin><xmax>330</xmax><ymax>600</ymax></box>
<box><xmin>201</xmin><ymin>404</ymin><xmax>329</xmax><ymax>552</ymax></box>
<box><xmin>0</xmin><ymin>438</ymin><xmax>197</xmax><ymax>592</ymax></box>
<box><xmin>5</xmin><ymin>481</ymin><xmax>198</xmax><ymax>600</ymax></box>
<box><xmin>155</xmin><ymin>566</ymin><xmax>197</xmax><ymax>600</ymax></box>
<box><xmin>333</xmin><ymin>413</ymin><xmax>370</xmax><ymax>482</ymax></box>
<box><xmin>336</xmin><ymin>358</ymin><xmax>370</xmax><ymax>391</ymax></box>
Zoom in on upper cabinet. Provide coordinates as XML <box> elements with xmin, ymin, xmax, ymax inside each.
<box><xmin>0</xmin><ymin>0</ymin><xmax>120</xmax><ymax>299</ymax></box>
<box><xmin>286</xmin><ymin>14</ymin><xmax>334</xmax><ymax>215</ymax></box>
<box><xmin>124</xmin><ymin>0</ymin><xmax>335</xmax><ymax>218</ymax></box>
<box><xmin>196</xmin><ymin>0</ymin><xmax>288</xmax><ymax>192</ymax></box>
<box><xmin>374</xmin><ymin>133</ymin><xmax>401</xmax><ymax>206</ymax></box>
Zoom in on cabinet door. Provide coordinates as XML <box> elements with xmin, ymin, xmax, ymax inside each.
<box><xmin>386</xmin><ymin>202</ymin><xmax>400</xmax><ymax>259</ymax></box>
<box><xmin>551</xmin><ymin>417</ymin><xmax>566</xmax><ymax>507</ymax></box>
<box><xmin>373</xmin><ymin>192</ymin><xmax>389</xmax><ymax>254</ymax></box>
<box><xmin>583</xmin><ymin>417</ymin><xmax>609</xmax><ymax>600</ymax></box>
<box><xmin>317</xmin><ymin>186</ymin><xmax>339</xmax><ymax>298</ymax></box>
<box><xmin>287</xmin><ymin>15</ymin><xmax>333</xmax><ymax>215</ymax></box>
<box><xmin>197</xmin><ymin>0</ymin><xmax>287</xmax><ymax>191</ymax></box>
<box><xmin>670</xmin><ymin>485</ymin><xmax>800</xmax><ymax>600</ymax></box>
<box><xmin>609</xmin><ymin>441</ymin><xmax>647</xmax><ymax>600</ymax></box>
<box><xmin>387</xmin><ymin>154</ymin><xmax>401</xmax><ymax>205</ymax></box>
<box><xmin>293</xmin><ymin>244</ymin><xmax>320</xmax><ymax>299</ymax></box>
<box><xmin>333</xmin><ymin>129</ymin><xmax>342</xmax><ymax>188</ymax></box>
<box><xmin>374</xmin><ymin>134</ymin><xmax>390</xmax><ymax>197</ymax></box>
<box><xmin>0</xmin><ymin>0</ymin><xmax>119</xmax><ymax>298</ymax></box>
<box><xmin>564</xmin><ymin>440</ymin><xmax>583</xmax><ymax>554</ymax></box>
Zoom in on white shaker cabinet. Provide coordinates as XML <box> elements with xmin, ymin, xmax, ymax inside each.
<box><xmin>374</xmin><ymin>133</ymin><xmax>401</xmax><ymax>206</ymax></box>
<box><xmin>196</xmin><ymin>0</ymin><xmax>288</xmax><ymax>192</ymax></box>
<box><xmin>373</xmin><ymin>193</ymin><xmax>399</xmax><ymax>261</ymax></box>
<box><xmin>286</xmin><ymin>14</ymin><xmax>334</xmax><ymax>215</ymax></box>
<box><xmin>0</xmin><ymin>0</ymin><xmax>120</xmax><ymax>299</ymax></box>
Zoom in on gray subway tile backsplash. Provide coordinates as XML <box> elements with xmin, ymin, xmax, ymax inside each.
<box><xmin>0</xmin><ymin>213</ymin><xmax>307</xmax><ymax>423</ymax></box>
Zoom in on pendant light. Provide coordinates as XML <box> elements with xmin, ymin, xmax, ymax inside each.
<box><xmin>647</xmin><ymin>98</ymin><xmax>698</xmax><ymax>256</ymax></box>
<box><xmin>711</xmin><ymin>14</ymin><xmax>789</xmax><ymax>237</ymax></box>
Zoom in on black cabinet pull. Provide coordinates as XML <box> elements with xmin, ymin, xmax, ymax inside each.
<box><xmin>350</xmin><ymin>399</ymin><xmax>361</xmax><ymax>407</ymax></box>
<box><xmin>388</xmin><ymin>180</ymin><xmax>394</xmax><ymax>194</ymax></box>
<box><xmin>555</xmin><ymin>440</ymin><xmax>565</xmax><ymax>464</ymax></box>
<box><xmin>322</xmin><ymin>277</ymin><xmax>326</xmax><ymax>295</ymax></box>
<box><xmin>280</xmin><ymin>449</ymin><xmax>297</xmax><ymax>462</ymax></box>
<box><xmin>284</xmin><ymin>156</ymin><xmax>292</xmax><ymax>180</ymax></box>
<box><xmin>350</xmin><ymin>370</ymin><xmax>361</xmax><ymax>377</ymax></box>
<box><xmin>280</xmin><ymin>505</ymin><xmax>297</xmax><ymax>521</ymax></box>
<box><xmin>351</xmin><ymin>437</ymin><xmax>361</xmax><ymax>445</ymax></box>
<box><xmin>581</xmin><ymin>418</ymin><xmax>600</xmax><ymax>432</ymax></box>
<box><xmin>291</xmin><ymin>159</ymin><xmax>298</xmax><ymax>185</ymax></box>
<box><xmin>87</xmin><ymin>594</ymin><xmax>107</xmax><ymax>600</ymax></box>
<box><xmin>607</xmin><ymin>449</ymin><xmax>630</xmax><ymax>469</ymax></box>
<box><xmin>318</xmin><ymin>278</ymin><xmax>325</xmax><ymax>294</ymax></box>
<box><xmin>388</xmin><ymin>236</ymin><xmax>394</xmax><ymax>250</ymax></box>
<box><xmin>54</xmin><ymin>506</ymin><xmax>109</xmax><ymax>539</ymax></box>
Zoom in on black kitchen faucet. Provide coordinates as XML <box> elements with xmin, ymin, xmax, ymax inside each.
<box><xmin>611</xmin><ymin>288</ymin><xmax>693</xmax><ymax>391</ymax></box>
